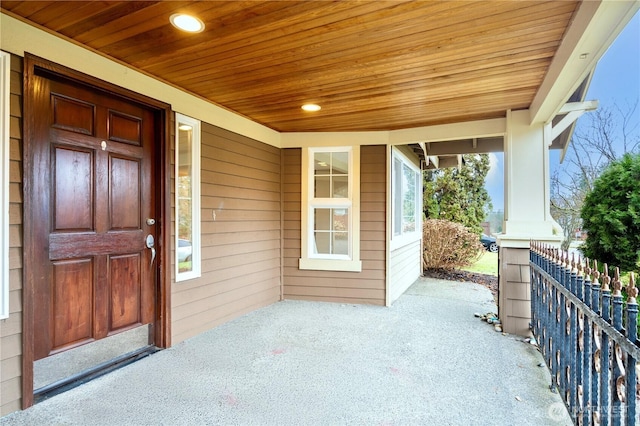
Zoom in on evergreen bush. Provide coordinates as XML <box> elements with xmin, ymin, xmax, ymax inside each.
<box><xmin>580</xmin><ymin>153</ymin><xmax>640</xmax><ymax>273</ymax></box>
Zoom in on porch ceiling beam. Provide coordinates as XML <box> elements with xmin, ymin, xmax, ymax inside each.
<box><xmin>551</xmin><ymin>101</ymin><xmax>599</xmax><ymax>141</ymax></box>
<box><xmin>388</xmin><ymin>118</ymin><xmax>505</xmax><ymax>145</ymax></box>
<box><xmin>424</xmin><ymin>137</ymin><xmax>504</xmax><ymax>156</ymax></box>
<box><xmin>436</xmin><ymin>156</ymin><xmax>461</xmax><ymax>169</ymax></box>
<box><xmin>529</xmin><ymin>0</ymin><xmax>639</xmax><ymax>125</ymax></box>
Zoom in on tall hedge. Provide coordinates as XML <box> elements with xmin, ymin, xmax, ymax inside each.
<box><xmin>580</xmin><ymin>153</ymin><xmax>640</xmax><ymax>272</ymax></box>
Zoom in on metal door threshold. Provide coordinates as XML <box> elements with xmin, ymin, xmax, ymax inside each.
<box><xmin>34</xmin><ymin>346</ymin><xmax>159</xmax><ymax>403</ymax></box>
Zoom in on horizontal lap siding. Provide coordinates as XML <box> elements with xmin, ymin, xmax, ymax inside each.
<box><xmin>389</xmin><ymin>240</ymin><xmax>421</xmax><ymax>304</ymax></box>
<box><xmin>171</xmin><ymin>123</ymin><xmax>281</xmax><ymax>344</ymax></box>
<box><xmin>282</xmin><ymin>146</ymin><xmax>386</xmax><ymax>305</ymax></box>
<box><xmin>1</xmin><ymin>54</ymin><xmax>23</xmax><ymax>416</ymax></box>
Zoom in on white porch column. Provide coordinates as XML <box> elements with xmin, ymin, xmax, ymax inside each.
<box><xmin>497</xmin><ymin>110</ymin><xmax>561</xmax><ymax>336</ymax></box>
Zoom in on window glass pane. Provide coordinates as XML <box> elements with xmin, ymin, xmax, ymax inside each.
<box><xmin>177</xmin><ymin>126</ymin><xmax>193</xmax><ymax>273</ymax></box>
<box><xmin>314</xmin><ymin>152</ymin><xmax>331</xmax><ymax>175</ymax></box>
<box><xmin>176</xmin><ymin>114</ymin><xmax>201</xmax><ymax>281</ymax></box>
<box><xmin>314</xmin><ymin>151</ymin><xmax>350</xmax><ymax>200</ymax></box>
<box><xmin>313</xmin><ymin>208</ymin><xmax>349</xmax><ymax>255</ymax></box>
<box><xmin>402</xmin><ymin>164</ymin><xmax>417</xmax><ymax>233</ymax></box>
<box><xmin>331</xmin><ymin>151</ymin><xmax>349</xmax><ymax>174</ymax></box>
<box><xmin>333</xmin><ymin>232</ymin><xmax>348</xmax><ymax>255</ymax></box>
<box><xmin>393</xmin><ymin>158</ymin><xmax>403</xmax><ymax>236</ymax></box>
<box><xmin>314</xmin><ymin>208</ymin><xmax>331</xmax><ymax>231</ymax></box>
<box><xmin>314</xmin><ymin>176</ymin><xmax>330</xmax><ymax>198</ymax></box>
<box><xmin>333</xmin><ymin>175</ymin><xmax>348</xmax><ymax>198</ymax></box>
<box><xmin>333</xmin><ymin>208</ymin><xmax>348</xmax><ymax>232</ymax></box>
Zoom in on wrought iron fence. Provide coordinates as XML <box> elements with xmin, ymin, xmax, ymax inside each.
<box><xmin>530</xmin><ymin>242</ymin><xmax>639</xmax><ymax>425</ymax></box>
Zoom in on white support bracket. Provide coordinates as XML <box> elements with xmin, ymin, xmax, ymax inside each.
<box><xmin>551</xmin><ymin>100</ymin><xmax>599</xmax><ymax>141</ymax></box>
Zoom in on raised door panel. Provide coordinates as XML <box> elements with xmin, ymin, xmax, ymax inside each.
<box><xmin>109</xmin><ymin>254</ymin><xmax>141</xmax><ymax>331</ymax></box>
<box><xmin>53</xmin><ymin>146</ymin><xmax>94</xmax><ymax>231</ymax></box>
<box><xmin>51</xmin><ymin>94</ymin><xmax>94</xmax><ymax>135</ymax></box>
<box><xmin>51</xmin><ymin>258</ymin><xmax>94</xmax><ymax>352</ymax></box>
<box><xmin>110</xmin><ymin>156</ymin><xmax>141</xmax><ymax>230</ymax></box>
<box><xmin>108</xmin><ymin>110</ymin><xmax>142</xmax><ymax>146</ymax></box>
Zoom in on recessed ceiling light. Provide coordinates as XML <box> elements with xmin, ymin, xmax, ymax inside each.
<box><xmin>170</xmin><ymin>14</ymin><xmax>205</xmax><ymax>33</ymax></box>
<box><xmin>302</xmin><ymin>104</ymin><xmax>321</xmax><ymax>112</ymax></box>
<box><xmin>178</xmin><ymin>124</ymin><xmax>193</xmax><ymax>131</ymax></box>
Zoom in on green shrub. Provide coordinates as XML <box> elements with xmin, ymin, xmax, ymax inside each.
<box><xmin>581</xmin><ymin>153</ymin><xmax>640</xmax><ymax>273</ymax></box>
<box><xmin>423</xmin><ymin>219</ymin><xmax>483</xmax><ymax>270</ymax></box>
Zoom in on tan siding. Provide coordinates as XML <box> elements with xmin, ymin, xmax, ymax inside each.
<box><xmin>1</xmin><ymin>54</ymin><xmax>23</xmax><ymax>416</ymax></box>
<box><xmin>171</xmin><ymin>123</ymin><xmax>281</xmax><ymax>344</ymax></box>
<box><xmin>282</xmin><ymin>146</ymin><xmax>386</xmax><ymax>306</ymax></box>
<box><xmin>389</xmin><ymin>240</ymin><xmax>422</xmax><ymax>304</ymax></box>
<box><xmin>172</xmin><ymin>286</ymin><xmax>280</xmax><ymax>344</ymax></box>
<box><xmin>498</xmin><ymin>247</ymin><xmax>531</xmax><ymax>336</ymax></box>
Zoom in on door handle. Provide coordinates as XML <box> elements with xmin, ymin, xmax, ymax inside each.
<box><xmin>145</xmin><ymin>234</ymin><xmax>156</xmax><ymax>266</ymax></box>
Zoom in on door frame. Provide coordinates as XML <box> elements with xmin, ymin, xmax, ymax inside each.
<box><xmin>22</xmin><ymin>54</ymin><xmax>172</xmax><ymax>408</ymax></box>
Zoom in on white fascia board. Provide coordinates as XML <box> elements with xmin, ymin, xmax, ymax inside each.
<box><xmin>388</xmin><ymin>118</ymin><xmax>506</xmax><ymax>145</ymax></box>
<box><xmin>530</xmin><ymin>0</ymin><xmax>639</xmax><ymax>125</ymax></box>
<box><xmin>0</xmin><ymin>13</ymin><xmax>281</xmax><ymax>148</ymax></box>
<box><xmin>281</xmin><ymin>117</ymin><xmax>507</xmax><ymax>148</ymax></box>
<box><xmin>280</xmin><ymin>131</ymin><xmax>390</xmax><ymax>148</ymax></box>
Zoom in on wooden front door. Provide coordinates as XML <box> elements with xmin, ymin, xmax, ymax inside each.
<box><xmin>29</xmin><ymin>69</ymin><xmax>158</xmax><ymax>361</ymax></box>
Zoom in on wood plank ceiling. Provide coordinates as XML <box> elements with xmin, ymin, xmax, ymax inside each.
<box><xmin>1</xmin><ymin>1</ymin><xmax>581</xmax><ymax>133</ymax></box>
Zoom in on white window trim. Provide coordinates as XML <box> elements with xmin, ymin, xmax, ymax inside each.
<box><xmin>175</xmin><ymin>113</ymin><xmax>201</xmax><ymax>282</ymax></box>
<box><xmin>390</xmin><ymin>147</ymin><xmax>422</xmax><ymax>252</ymax></box>
<box><xmin>299</xmin><ymin>146</ymin><xmax>362</xmax><ymax>272</ymax></box>
<box><xmin>1</xmin><ymin>51</ymin><xmax>9</xmax><ymax>319</ymax></box>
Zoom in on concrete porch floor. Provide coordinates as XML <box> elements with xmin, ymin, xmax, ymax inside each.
<box><xmin>1</xmin><ymin>277</ymin><xmax>571</xmax><ymax>425</ymax></box>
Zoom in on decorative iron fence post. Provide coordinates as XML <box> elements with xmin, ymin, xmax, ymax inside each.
<box><xmin>591</xmin><ymin>262</ymin><xmax>602</xmax><ymax>426</ymax></box>
<box><xmin>612</xmin><ymin>268</ymin><xmax>624</xmax><ymax>426</ymax></box>
<box><xmin>569</xmin><ymin>255</ymin><xmax>579</xmax><ymax>422</ymax></box>
<box><xmin>571</xmin><ymin>255</ymin><xmax>585</xmax><ymax>422</ymax></box>
<box><xmin>579</xmin><ymin>260</ymin><xmax>592</xmax><ymax>425</ymax></box>
<box><xmin>552</xmin><ymin>249</ymin><xmax>561</xmax><ymax>391</ymax></box>
<box><xmin>600</xmin><ymin>265</ymin><xmax>611</xmax><ymax>426</ymax></box>
<box><xmin>560</xmin><ymin>252</ymin><xmax>570</xmax><ymax>399</ymax></box>
<box><xmin>625</xmin><ymin>273</ymin><xmax>637</xmax><ymax>425</ymax></box>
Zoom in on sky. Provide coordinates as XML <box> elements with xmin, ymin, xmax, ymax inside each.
<box><xmin>485</xmin><ymin>11</ymin><xmax>640</xmax><ymax>212</ymax></box>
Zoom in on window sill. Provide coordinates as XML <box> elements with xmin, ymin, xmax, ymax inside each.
<box><xmin>299</xmin><ymin>258</ymin><xmax>362</xmax><ymax>272</ymax></box>
<box><xmin>390</xmin><ymin>232</ymin><xmax>421</xmax><ymax>252</ymax></box>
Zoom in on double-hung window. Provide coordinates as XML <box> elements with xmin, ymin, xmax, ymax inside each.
<box><xmin>300</xmin><ymin>147</ymin><xmax>361</xmax><ymax>272</ymax></box>
<box><xmin>391</xmin><ymin>148</ymin><xmax>421</xmax><ymax>250</ymax></box>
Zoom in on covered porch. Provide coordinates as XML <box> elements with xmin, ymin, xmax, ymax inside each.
<box><xmin>0</xmin><ymin>277</ymin><xmax>571</xmax><ymax>425</ymax></box>
<box><xmin>1</xmin><ymin>1</ymin><xmax>639</xmax><ymax>416</ymax></box>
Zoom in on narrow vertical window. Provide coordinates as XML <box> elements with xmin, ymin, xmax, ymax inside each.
<box><xmin>391</xmin><ymin>148</ymin><xmax>421</xmax><ymax>250</ymax></box>
<box><xmin>0</xmin><ymin>51</ymin><xmax>9</xmax><ymax>318</ymax></box>
<box><xmin>175</xmin><ymin>113</ymin><xmax>201</xmax><ymax>281</ymax></box>
<box><xmin>300</xmin><ymin>147</ymin><xmax>361</xmax><ymax>272</ymax></box>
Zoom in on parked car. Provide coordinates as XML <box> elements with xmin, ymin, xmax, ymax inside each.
<box><xmin>177</xmin><ymin>239</ymin><xmax>192</xmax><ymax>262</ymax></box>
<box><xmin>480</xmin><ymin>234</ymin><xmax>498</xmax><ymax>253</ymax></box>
